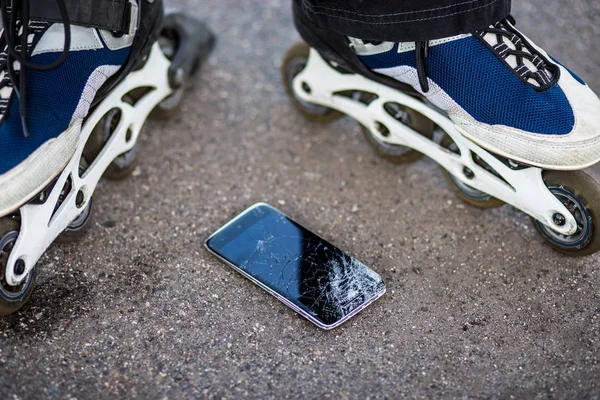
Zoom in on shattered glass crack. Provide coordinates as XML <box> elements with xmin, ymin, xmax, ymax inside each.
<box><xmin>218</xmin><ymin>207</ymin><xmax>384</xmax><ymax>326</ymax></box>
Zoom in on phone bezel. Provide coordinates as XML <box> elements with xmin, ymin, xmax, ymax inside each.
<box><xmin>204</xmin><ymin>202</ymin><xmax>386</xmax><ymax>330</ymax></box>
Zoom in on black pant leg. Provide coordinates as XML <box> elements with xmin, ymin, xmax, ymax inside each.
<box><xmin>295</xmin><ymin>0</ymin><xmax>512</xmax><ymax>41</ymax></box>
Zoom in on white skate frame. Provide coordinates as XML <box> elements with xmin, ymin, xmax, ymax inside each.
<box><xmin>292</xmin><ymin>48</ymin><xmax>578</xmax><ymax>238</ymax></box>
<box><xmin>5</xmin><ymin>43</ymin><xmax>174</xmax><ymax>286</ymax></box>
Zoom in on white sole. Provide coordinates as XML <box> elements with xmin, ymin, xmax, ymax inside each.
<box><xmin>454</xmin><ymin>115</ymin><xmax>600</xmax><ymax>171</ymax></box>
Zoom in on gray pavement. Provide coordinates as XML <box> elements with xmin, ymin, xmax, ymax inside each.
<box><xmin>1</xmin><ymin>1</ymin><xmax>599</xmax><ymax>398</ymax></box>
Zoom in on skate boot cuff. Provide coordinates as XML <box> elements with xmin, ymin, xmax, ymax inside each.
<box><xmin>29</xmin><ymin>0</ymin><xmax>138</xmax><ymax>36</ymax></box>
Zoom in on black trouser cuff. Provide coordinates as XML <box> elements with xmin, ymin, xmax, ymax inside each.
<box><xmin>297</xmin><ymin>0</ymin><xmax>512</xmax><ymax>42</ymax></box>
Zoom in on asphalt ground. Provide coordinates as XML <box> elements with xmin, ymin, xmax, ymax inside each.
<box><xmin>1</xmin><ymin>1</ymin><xmax>599</xmax><ymax>398</ymax></box>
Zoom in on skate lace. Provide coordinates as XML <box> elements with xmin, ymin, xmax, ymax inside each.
<box><xmin>476</xmin><ymin>16</ymin><xmax>559</xmax><ymax>90</ymax></box>
<box><xmin>0</xmin><ymin>0</ymin><xmax>71</xmax><ymax>137</ymax></box>
<box><xmin>413</xmin><ymin>16</ymin><xmax>559</xmax><ymax>94</ymax></box>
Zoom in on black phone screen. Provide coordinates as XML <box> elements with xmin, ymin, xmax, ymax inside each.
<box><xmin>206</xmin><ymin>204</ymin><xmax>385</xmax><ymax>328</ymax></box>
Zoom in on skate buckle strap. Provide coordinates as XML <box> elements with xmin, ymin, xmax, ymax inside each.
<box><xmin>29</xmin><ymin>0</ymin><xmax>138</xmax><ymax>36</ymax></box>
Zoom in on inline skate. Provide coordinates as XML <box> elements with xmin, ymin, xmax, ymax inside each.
<box><xmin>282</xmin><ymin>4</ymin><xmax>600</xmax><ymax>257</ymax></box>
<box><xmin>0</xmin><ymin>0</ymin><xmax>215</xmax><ymax>316</ymax></box>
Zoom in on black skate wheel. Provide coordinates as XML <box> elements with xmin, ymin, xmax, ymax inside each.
<box><xmin>0</xmin><ymin>217</ymin><xmax>36</xmax><ymax>317</ymax></box>
<box><xmin>84</xmin><ymin>108</ymin><xmax>139</xmax><ymax>181</ymax></box>
<box><xmin>55</xmin><ymin>196</ymin><xmax>94</xmax><ymax>245</ymax></box>
<box><xmin>531</xmin><ymin>170</ymin><xmax>600</xmax><ymax>256</ymax></box>
<box><xmin>151</xmin><ymin>86</ymin><xmax>185</xmax><ymax>120</ymax></box>
<box><xmin>440</xmin><ymin>134</ymin><xmax>504</xmax><ymax>209</ymax></box>
<box><xmin>103</xmin><ymin>145</ymin><xmax>139</xmax><ymax>181</ymax></box>
<box><xmin>443</xmin><ymin>172</ymin><xmax>505</xmax><ymax>209</ymax></box>
<box><xmin>151</xmin><ymin>14</ymin><xmax>215</xmax><ymax>120</ymax></box>
<box><xmin>150</xmin><ymin>32</ymin><xmax>184</xmax><ymax>119</ymax></box>
<box><xmin>361</xmin><ymin>103</ymin><xmax>434</xmax><ymax>164</ymax></box>
<box><xmin>282</xmin><ymin>41</ymin><xmax>343</xmax><ymax>122</ymax></box>
<box><xmin>150</xmin><ymin>21</ymin><xmax>199</xmax><ymax>120</ymax></box>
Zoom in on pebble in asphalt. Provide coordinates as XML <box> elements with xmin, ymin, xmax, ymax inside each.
<box><xmin>1</xmin><ymin>0</ymin><xmax>599</xmax><ymax>398</ymax></box>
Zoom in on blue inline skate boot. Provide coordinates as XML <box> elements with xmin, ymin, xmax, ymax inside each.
<box><xmin>283</xmin><ymin>9</ymin><xmax>600</xmax><ymax>256</ymax></box>
<box><xmin>349</xmin><ymin>17</ymin><xmax>600</xmax><ymax>171</ymax></box>
<box><xmin>0</xmin><ymin>0</ymin><xmax>215</xmax><ymax>316</ymax></box>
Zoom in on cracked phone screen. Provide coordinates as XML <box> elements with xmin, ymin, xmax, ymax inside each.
<box><xmin>206</xmin><ymin>204</ymin><xmax>385</xmax><ymax>327</ymax></box>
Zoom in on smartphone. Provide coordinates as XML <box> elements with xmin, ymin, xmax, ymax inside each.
<box><xmin>205</xmin><ymin>203</ymin><xmax>386</xmax><ymax>330</ymax></box>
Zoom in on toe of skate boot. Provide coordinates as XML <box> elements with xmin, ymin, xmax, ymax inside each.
<box><xmin>352</xmin><ymin>18</ymin><xmax>600</xmax><ymax>170</ymax></box>
<box><xmin>452</xmin><ymin>24</ymin><xmax>600</xmax><ymax>170</ymax></box>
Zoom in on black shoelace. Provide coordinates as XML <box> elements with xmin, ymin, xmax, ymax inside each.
<box><xmin>415</xmin><ymin>41</ymin><xmax>429</xmax><ymax>93</ymax></box>
<box><xmin>0</xmin><ymin>0</ymin><xmax>71</xmax><ymax>137</ymax></box>
<box><xmin>356</xmin><ymin>38</ymin><xmax>434</xmax><ymax>92</ymax></box>
<box><xmin>414</xmin><ymin>16</ymin><xmax>558</xmax><ymax>94</ymax></box>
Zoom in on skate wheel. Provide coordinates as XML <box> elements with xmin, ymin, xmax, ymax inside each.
<box><xmin>361</xmin><ymin>103</ymin><xmax>434</xmax><ymax>164</ymax></box>
<box><xmin>151</xmin><ymin>87</ymin><xmax>185</xmax><ymax>120</ymax></box>
<box><xmin>282</xmin><ymin>41</ymin><xmax>343</xmax><ymax>122</ymax></box>
<box><xmin>150</xmin><ymin>24</ymin><xmax>195</xmax><ymax>120</ymax></box>
<box><xmin>151</xmin><ymin>30</ymin><xmax>184</xmax><ymax>119</ymax></box>
<box><xmin>440</xmin><ymin>134</ymin><xmax>504</xmax><ymax>209</ymax></box>
<box><xmin>531</xmin><ymin>170</ymin><xmax>600</xmax><ymax>256</ymax></box>
<box><xmin>55</xmin><ymin>196</ymin><xmax>94</xmax><ymax>245</ymax></box>
<box><xmin>442</xmin><ymin>171</ymin><xmax>504</xmax><ymax>209</ymax></box>
<box><xmin>103</xmin><ymin>145</ymin><xmax>139</xmax><ymax>181</ymax></box>
<box><xmin>84</xmin><ymin>108</ymin><xmax>139</xmax><ymax>181</ymax></box>
<box><xmin>0</xmin><ymin>217</ymin><xmax>36</xmax><ymax>316</ymax></box>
